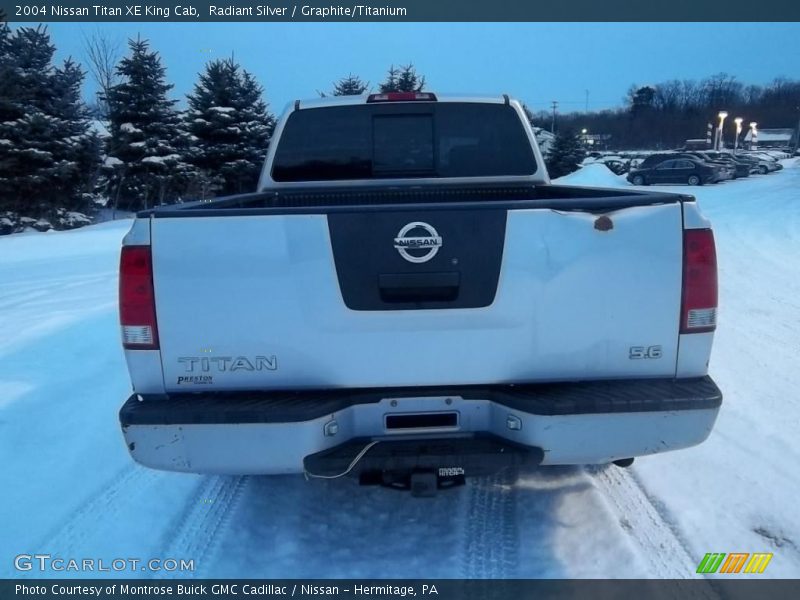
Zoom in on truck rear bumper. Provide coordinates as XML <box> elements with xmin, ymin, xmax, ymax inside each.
<box><xmin>119</xmin><ymin>376</ymin><xmax>722</xmax><ymax>475</ymax></box>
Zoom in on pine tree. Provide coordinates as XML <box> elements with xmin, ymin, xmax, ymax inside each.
<box><xmin>331</xmin><ymin>74</ymin><xmax>369</xmax><ymax>96</ymax></box>
<box><xmin>47</xmin><ymin>58</ymin><xmax>102</xmax><ymax>210</ymax></box>
<box><xmin>378</xmin><ymin>65</ymin><xmax>399</xmax><ymax>93</ymax></box>
<box><xmin>0</xmin><ymin>13</ymin><xmax>14</xmax><ymax>174</ymax></box>
<box><xmin>396</xmin><ymin>64</ymin><xmax>425</xmax><ymax>92</ymax></box>
<box><xmin>105</xmin><ymin>37</ymin><xmax>189</xmax><ymax>210</ymax></box>
<box><xmin>545</xmin><ymin>130</ymin><xmax>586</xmax><ymax>179</ymax></box>
<box><xmin>628</xmin><ymin>85</ymin><xmax>656</xmax><ymax>116</ymax></box>
<box><xmin>0</xmin><ymin>12</ymin><xmax>9</xmax><ymax>70</ymax></box>
<box><xmin>379</xmin><ymin>63</ymin><xmax>426</xmax><ymax>93</ymax></box>
<box><xmin>0</xmin><ymin>16</ymin><xmax>15</xmax><ymax>218</ymax></box>
<box><xmin>0</xmin><ymin>23</ymin><xmax>99</xmax><ymax>220</ymax></box>
<box><xmin>185</xmin><ymin>58</ymin><xmax>275</xmax><ymax>197</ymax></box>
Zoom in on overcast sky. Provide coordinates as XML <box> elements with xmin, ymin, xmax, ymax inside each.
<box><xmin>27</xmin><ymin>22</ymin><xmax>800</xmax><ymax>115</ymax></box>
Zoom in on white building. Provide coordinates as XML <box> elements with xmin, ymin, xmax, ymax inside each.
<box><xmin>743</xmin><ymin>128</ymin><xmax>795</xmax><ymax>148</ymax></box>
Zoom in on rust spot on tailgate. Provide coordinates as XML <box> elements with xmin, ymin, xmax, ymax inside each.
<box><xmin>594</xmin><ymin>215</ymin><xmax>614</xmax><ymax>231</ymax></box>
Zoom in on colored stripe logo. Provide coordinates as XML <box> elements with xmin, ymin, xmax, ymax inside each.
<box><xmin>696</xmin><ymin>552</ymin><xmax>772</xmax><ymax>574</ymax></box>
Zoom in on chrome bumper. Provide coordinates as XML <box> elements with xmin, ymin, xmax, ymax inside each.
<box><xmin>120</xmin><ymin>377</ymin><xmax>722</xmax><ymax>475</ymax></box>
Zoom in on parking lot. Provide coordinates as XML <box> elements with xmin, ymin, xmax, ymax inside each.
<box><xmin>583</xmin><ymin>148</ymin><xmax>795</xmax><ymax>186</ymax></box>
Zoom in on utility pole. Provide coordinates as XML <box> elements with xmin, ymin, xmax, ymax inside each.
<box><xmin>551</xmin><ymin>101</ymin><xmax>558</xmax><ymax>134</ymax></box>
<box><xmin>585</xmin><ymin>89</ymin><xmax>589</xmax><ymax>112</ymax></box>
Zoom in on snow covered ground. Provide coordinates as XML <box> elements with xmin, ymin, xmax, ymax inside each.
<box><xmin>1</xmin><ymin>162</ymin><xmax>799</xmax><ymax>579</ymax></box>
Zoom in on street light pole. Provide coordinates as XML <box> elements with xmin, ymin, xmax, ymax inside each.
<box><xmin>717</xmin><ymin>111</ymin><xmax>728</xmax><ymax>151</ymax></box>
<box><xmin>734</xmin><ymin>117</ymin><xmax>743</xmax><ymax>153</ymax></box>
<box><xmin>749</xmin><ymin>122</ymin><xmax>758</xmax><ymax>150</ymax></box>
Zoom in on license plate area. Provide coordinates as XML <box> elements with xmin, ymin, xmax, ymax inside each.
<box><xmin>385</xmin><ymin>411</ymin><xmax>458</xmax><ymax>431</ymax></box>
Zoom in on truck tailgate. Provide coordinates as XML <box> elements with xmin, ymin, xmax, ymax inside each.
<box><xmin>151</xmin><ymin>202</ymin><xmax>683</xmax><ymax>392</ymax></box>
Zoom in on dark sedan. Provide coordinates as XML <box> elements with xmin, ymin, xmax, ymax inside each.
<box><xmin>639</xmin><ymin>153</ymin><xmax>732</xmax><ymax>180</ymax></box>
<box><xmin>627</xmin><ymin>158</ymin><xmax>718</xmax><ymax>186</ymax></box>
<box><xmin>694</xmin><ymin>152</ymin><xmax>752</xmax><ymax>178</ymax></box>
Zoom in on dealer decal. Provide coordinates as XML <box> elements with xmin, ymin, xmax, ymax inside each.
<box><xmin>177</xmin><ymin>375</ymin><xmax>213</xmax><ymax>385</ymax></box>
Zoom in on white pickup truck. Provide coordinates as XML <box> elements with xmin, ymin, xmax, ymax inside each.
<box><xmin>118</xmin><ymin>93</ymin><xmax>721</xmax><ymax>494</ymax></box>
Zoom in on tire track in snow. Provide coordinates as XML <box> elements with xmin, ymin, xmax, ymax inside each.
<box><xmin>590</xmin><ymin>465</ymin><xmax>720</xmax><ymax>598</ymax></box>
<box><xmin>28</xmin><ymin>466</ymin><xmax>156</xmax><ymax>562</ymax></box>
<box><xmin>0</xmin><ymin>273</ymin><xmax>113</xmax><ymax>312</ymax></box>
<box><xmin>160</xmin><ymin>476</ymin><xmax>247</xmax><ymax>578</ymax></box>
<box><xmin>460</xmin><ymin>468</ymin><xmax>519</xmax><ymax>578</ymax></box>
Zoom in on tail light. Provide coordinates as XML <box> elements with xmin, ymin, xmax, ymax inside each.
<box><xmin>367</xmin><ymin>92</ymin><xmax>437</xmax><ymax>103</ymax></box>
<box><xmin>681</xmin><ymin>229</ymin><xmax>717</xmax><ymax>333</ymax></box>
<box><xmin>119</xmin><ymin>245</ymin><xmax>159</xmax><ymax>349</ymax></box>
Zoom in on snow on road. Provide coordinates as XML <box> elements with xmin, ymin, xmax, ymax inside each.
<box><xmin>628</xmin><ymin>162</ymin><xmax>800</xmax><ymax>578</ymax></box>
<box><xmin>1</xmin><ymin>162</ymin><xmax>799</xmax><ymax>579</ymax></box>
<box><xmin>565</xmin><ymin>162</ymin><xmax>800</xmax><ymax>578</ymax></box>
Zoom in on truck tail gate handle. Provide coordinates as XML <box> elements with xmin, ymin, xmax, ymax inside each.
<box><xmin>378</xmin><ymin>271</ymin><xmax>460</xmax><ymax>303</ymax></box>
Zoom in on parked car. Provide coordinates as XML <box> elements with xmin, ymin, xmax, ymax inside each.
<box><xmin>744</xmin><ymin>152</ymin><xmax>782</xmax><ymax>173</ymax></box>
<box><xmin>639</xmin><ymin>153</ymin><xmax>731</xmax><ymax>182</ymax></box>
<box><xmin>733</xmin><ymin>153</ymin><xmax>774</xmax><ymax>174</ymax></box>
<box><xmin>581</xmin><ymin>155</ymin><xmax>631</xmax><ymax>174</ymax></box>
<box><xmin>759</xmin><ymin>149</ymin><xmax>789</xmax><ymax>160</ymax></box>
<box><xmin>637</xmin><ymin>153</ymin><xmax>681</xmax><ymax>169</ymax></box>
<box><xmin>734</xmin><ymin>152</ymin><xmax>780</xmax><ymax>173</ymax></box>
<box><xmin>693</xmin><ymin>152</ymin><xmax>751</xmax><ymax>178</ymax></box>
<box><xmin>627</xmin><ymin>158</ymin><xmax>719</xmax><ymax>186</ymax></box>
<box><xmin>598</xmin><ymin>157</ymin><xmax>631</xmax><ymax>175</ymax></box>
<box><xmin>674</xmin><ymin>153</ymin><xmax>731</xmax><ymax>179</ymax></box>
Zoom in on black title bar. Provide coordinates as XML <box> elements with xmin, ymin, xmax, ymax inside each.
<box><xmin>3</xmin><ymin>0</ymin><xmax>800</xmax><ymax>22</ymax></box>
<box><xmin>5</xmin><ymin>580</ymin><xmax>800</xmax><ymax>600</ymax></box>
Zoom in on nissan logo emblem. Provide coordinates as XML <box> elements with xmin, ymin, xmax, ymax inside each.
<box><xmin>393</xmin><ymin>221</ymin><xmax>443</xmax><ymax>264</ymax></box>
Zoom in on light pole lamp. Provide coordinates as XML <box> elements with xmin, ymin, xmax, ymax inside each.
<box><xmin>734</xmin><ymin>117</ymin><xmax>743</xmax><ymax>153</ymax></box>
<box><xmin>749</xmin><ymin>122</ymin><xmax>758</xmax><ymax>149</ymax></box>
<box><xmin>717</xmin><ymin>111</ymin><xmax>728</xmax><ymax>150</ymax></box>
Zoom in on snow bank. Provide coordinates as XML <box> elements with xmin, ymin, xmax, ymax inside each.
<box><xmin>553</xmin><ymin>163</ymin><xmax>628</xmax><ymax>188</ymax></box>
<box><xmin>1</xmin><ymin>208</ymin><xmax>94</xmax><ymax>236</ymax></box>
<box><xmin>103</xmin><ymin>156</ymin><xmax>123</xmax><ymax>167</ymax></box>
<box><xmin>142</xmin><ymin>154</ymin><xmax>182</xmax><ymax>165</ymax></box>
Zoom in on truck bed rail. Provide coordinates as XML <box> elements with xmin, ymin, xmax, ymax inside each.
<box><xmin>138</xmin><ymin>184</ymin><xmax>692</xmax><ymax>217</ymax></box>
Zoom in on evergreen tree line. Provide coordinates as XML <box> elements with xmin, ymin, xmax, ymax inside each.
<box><xmin>535</xmin><ymin>74</ymin><xmax>800</xmax><ymax>150</ymax></box>
<box><xmin>103</xmin><ymin>37</ymin><xmax>276</xmax><ymax>211</ymax></box>
<box><xmin>0</xmin><ymin>17</ymin><xmax>430</xmax><ymax>226</ymax></box>
<box><xmin>0</xmin><ymin>25</ymin><xmax>276</xmax><ymax>222</ymax></box>
<box><xmin>0</xmin><ymin>21</ymin><xmax>100</xmax><ymax>226</ymax></box>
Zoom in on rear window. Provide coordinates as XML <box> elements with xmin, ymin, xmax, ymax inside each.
<box><xmin>271</xmin><ymin>102</ymin><xmax>537</xmax><ymax>182</ymax></box>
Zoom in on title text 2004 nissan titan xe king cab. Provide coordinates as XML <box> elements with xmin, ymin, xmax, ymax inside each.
<box><xmin>118</xmin><ymin>92</ymin><xmax>721</xmax><ymax>495</ymax></box>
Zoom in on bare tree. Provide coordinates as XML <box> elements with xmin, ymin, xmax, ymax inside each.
<box><xmin>82</xmin><ymin>29</ymin><xmax>122</xmax><ymax>119</ymax></box>
<box><xmin>653</xmin><ymin>80</ymin><xmax>682</xmax><ymax>113</ymax></box>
